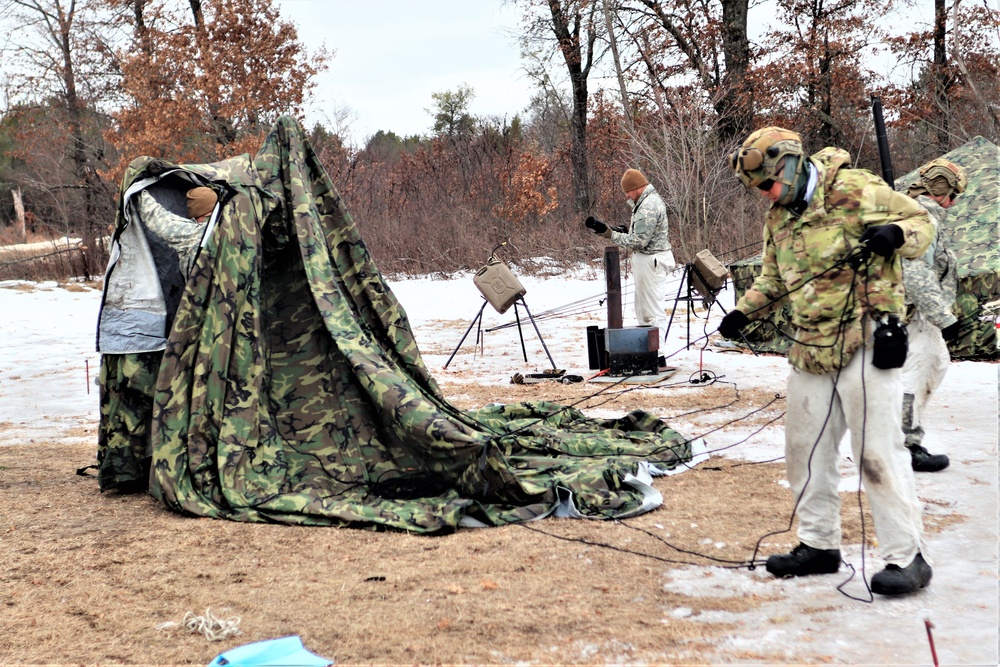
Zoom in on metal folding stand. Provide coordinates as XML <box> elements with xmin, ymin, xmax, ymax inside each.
<box><xmin>664</xmin><ymin>263</ymin><xmax>757</xmax><ymax>355</ymax></box>
<box><xmin>444</xmin><ymin>296</ymin><xmax>557</xmax><ymax>369</ymax></box>
<box><xmin>664</xmin><ymin>263</ymin><xmax>706</xmax><ymax>349</ymax></box>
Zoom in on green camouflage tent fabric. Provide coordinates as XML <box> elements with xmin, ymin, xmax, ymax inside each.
<box><xmin>730</xmin><ymin>136</ymin><xmax>999</xmax><ymax>361</ymax></box>
<box><xmin>95</xmin><ymin>116</ymin><xmax>692</xmax><ymax>532</ymax></box>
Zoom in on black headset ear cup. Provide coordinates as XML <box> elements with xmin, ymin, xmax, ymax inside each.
<box><xmin>766</xmin><ymin>145</ymin><xmax>780</xmax><ymax>157</ymax></box>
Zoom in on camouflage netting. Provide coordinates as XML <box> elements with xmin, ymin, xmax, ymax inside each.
<box><xmin>95</xmin><ymin>116</ymin><xmax>692</xmax><ymax>532</ymax></box>
<box><xmin>730</xmin><ymin>136</ymin><xmax>999</xmax><ymax>361</ymax></box>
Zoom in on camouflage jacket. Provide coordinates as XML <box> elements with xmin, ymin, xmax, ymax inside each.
<box><xmin>610</xmin><ymin>184</ymin><xmax>672</xmax><ymax>254</ymax></box>
<box><xmin>902</xmin><ymin>195</ymin><xmax>958</xmax><ymax>329</ymax></box>
<box><xmin>736</xmin><ymin>147</ymin><xmax>934</xmax><ymax>374</ymax></box>
<box><xmin>138</xmin><ymin>191</ymin><xmax>206</xmax><ymax>276</ymax></box>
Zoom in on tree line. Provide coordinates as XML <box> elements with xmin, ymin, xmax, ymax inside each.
<box><xmin>0</xmin><ymin>0</ymin><xmax>996</xmax><ymax>280</ymax></box>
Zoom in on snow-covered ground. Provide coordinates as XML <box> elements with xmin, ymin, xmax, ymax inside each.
<box><xmin>0</xmin><ymin>266</ymin><xmax>996</xmax><ymax>665</ymax></box>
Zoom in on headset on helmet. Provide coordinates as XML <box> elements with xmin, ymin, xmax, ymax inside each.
<box><xmin>919</xmin><ymin>158</ymin><xmax>967</xmax><ymax>196</ymax></box>
<box><xmin>730</xmin><ymin>126</ymin><xmax>809</xmax><ymax>208</ymax></box>
<box><xmin>729</xmin><ymin>126</ymin><xmax>805</xmax><ymax>190</ymax></box>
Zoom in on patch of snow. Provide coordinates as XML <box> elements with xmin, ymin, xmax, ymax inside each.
<box><xmin>0</xmin><ymin>270</ymin><xmax>995</xmax><ymax>665</ymax></box>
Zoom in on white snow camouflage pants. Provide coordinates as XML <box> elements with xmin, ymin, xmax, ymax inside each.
<box><xmin>901</xmin><ymin>312</ymin><xmax>950</xmax><ymax>448</ymax></box>
<box><xmin>632</xmin><ymin>250</ymin><xmax>675</xmax><ymax>333</ymax></box>
<box><xmin>785</xmin><ymin>347</ymin><xmax>925</xmax><ymax>567</ymax></box>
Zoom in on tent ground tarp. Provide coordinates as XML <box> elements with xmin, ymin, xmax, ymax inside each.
<box><xmin>95</xmin><ymin>116</ymin><xmax>693</xmax><ymax>532</ymax></box>
<box><xmin>730</xmin><ymin>136</ymin><xmax>999</xmax><ymax>361</ymax></box>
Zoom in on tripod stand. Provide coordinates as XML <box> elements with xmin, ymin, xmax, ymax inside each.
<box><xmin>444</xmin><ymin>295</ymin><xmax>557</xmax><ymax>369</ymax></box>
<box><xmin>664</xmin><ymin>263</ymin><xmax>757</xmax><ymax>355</ymax></box>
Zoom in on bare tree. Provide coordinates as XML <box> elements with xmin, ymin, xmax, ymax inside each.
<box><xmin>1</xmin><ymin>0</ymin><xmax>122</xmax><ymax>275</ymax></box>
<box><xmin>609</xmin><ymin>0</ymin><xmax>751</xmax><ymax>142</ymax></box>
<box><xmin>518</xmin><ymin>0</ymin><xmax>601</xmax><ymax>214</ymax></box>
<box><xmin>550</xmin><ymin>0</ymin><xmax>600</xmax><ymax>213</ymax></box>
<box><xmin>932</xmin><ymin>0</ymin><xmax>951</xmax><ymax>149</ymax></box>
<box><xmin>106</xmin><ymin>0</ymin><xmax>328</xmax><ymax>182</ymax></box>
<box><xmin>882</xmin><ymin>0</ymin><xmax>998</xmax><ymax>161</ymax></box>
<box><xmin>751</xmin><ymin>0</ymin><xmax>890</xmax><ymax>155</ymax></box>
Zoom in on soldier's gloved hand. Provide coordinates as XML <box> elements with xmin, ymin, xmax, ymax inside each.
<box><xmin>940</xmin><ymin>321</ymin><xmax>961</xmax><ymax>342</ymax></box>
<box><xmin>718</xmin><ymin>310</ymin><xmax>750</xmax><ymax>340</ymax></box>
<box><xmin>584</xmin><ymin>216</ymin><xmax>608</xmax><ymax>235</ymax></box>
<box><xmin>851</xmin><ymin>224</ymin><xmax>904</xmax><ymax>269</ymax></box>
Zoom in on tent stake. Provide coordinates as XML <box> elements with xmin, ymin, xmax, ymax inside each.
<box><xmin>924</xmin><ymin>618</ymin><xmax>939</xmax><ymax>667</ymax></box>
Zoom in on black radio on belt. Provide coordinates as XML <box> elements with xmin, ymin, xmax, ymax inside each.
<box><xmin>872</xmin><ymin>314</ymin><xmax>908</xmax><ymax>369</ymax></box>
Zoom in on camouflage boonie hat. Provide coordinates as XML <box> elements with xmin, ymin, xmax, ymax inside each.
<box><xmin>919</xmin><ymin>158</ymin><xmax>968</xmax><ymax>196</ymax></box>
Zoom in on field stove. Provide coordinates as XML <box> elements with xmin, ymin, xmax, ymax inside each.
<box><xmin>587</xmin><ymin>326</ymin><xmax>660</xmax><ymax>376</ymax></box>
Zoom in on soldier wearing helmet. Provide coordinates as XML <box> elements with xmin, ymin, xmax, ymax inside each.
<box><xmin>898</xmin><ymin>158</ymin><xmax>967</xmax><ymax>473</ymax></box>
<box><xmin>729</xmin><ymin>127</ymin><xmax>810</xmax><ymax>211</ymax></box>
<box><xmin>719</xmin><ymin>126</ymin><xmax>936</xmax><ymax>596</ymax></box>
<box><xmin>916</xmin><ymin>158</ymin><xmax>967</xmax><ymax>202</ymax></box>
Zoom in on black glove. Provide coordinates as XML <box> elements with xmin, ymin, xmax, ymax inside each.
<box><xmin>718</xmin><ymin>310</ymin><xmax>750</xmax><ymax>340</ymax></box>
<box><xmin>584</xmin><ymin>216</ymin><xmax>608</xmax><ymax>235</ymax></box>
<box><xmin>850</xmin><ymin>224</ymin><xmax>904</xmax><ymax>269</ymax></box>
<box><xmin>940</xmin><ymin>321</ymin><xmax>961</xmax><ymax>342</ymax></box>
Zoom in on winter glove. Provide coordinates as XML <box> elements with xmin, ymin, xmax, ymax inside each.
<box><xmin>585</xmin><ymin>216</ymin><xmax>612</xmax><ymax>238</ymax></box>
<box><xmin>849</xmin><ymin>224</ymin><xmax>904</xmax><ymax>269</ymax></box>
<box><xmin>940</xmin><ymin>321</ymin><xmax>961</xmax><ymax>342</ymax></box>
<box><xmin>718</xmin><ymin>310</ymin><xmax>750</xmax><ymax>340</ymax></box>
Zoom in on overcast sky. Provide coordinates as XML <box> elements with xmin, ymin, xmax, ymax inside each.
<box><xmin>0</xmin><ymin>0</ymin><xmax>945</xmax><ymax>149</ymax></box>
<box><xmin>274</xmin><ymin>0</ymin><xmax>534</xmax><ymax>145</ymax></box>
<box><xmin>272</xmin><ymin>0</ymin><xmax>948</xmax><ymax>148</ymax></box>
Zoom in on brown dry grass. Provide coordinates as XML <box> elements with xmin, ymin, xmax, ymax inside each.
<box><xmin>0</xmin><ymin>386</ymin><xmax>959</xmax><ymax>665</ymax></box>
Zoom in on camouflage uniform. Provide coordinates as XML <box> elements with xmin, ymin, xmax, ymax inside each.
<box><xmin>736</xmin><ymin>148</ymin><xmax>933</xmax><ymax>373</ymax></box>
<box><xmin>138</xmin><ymin>190</ymin><xmax>207</xmax><ymax>276</ymax></box>
<box><xmin>900</xmin><ymin>196</ymin><xmax>958</xmax><ymax>452</ymax></box>
<box><xmin>894</xmin><ymin>136</ymin><xmax>999</xmax><ymax>361</ymax></box>
<box><xmin>609</xmin><ymin>184</ymin><xmax>675</xmax><ymax>331</ymax></box>
<box><xmin>737</xmin><ymin>147</ymin><xmax>934</xmax><ymax>569</ymax></box>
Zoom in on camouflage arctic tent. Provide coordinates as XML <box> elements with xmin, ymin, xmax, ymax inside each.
<box><xmin>95</xmin><ymin>116</ymin><xmax>692</xmax><ymax>532</ymax></box>
<box><xmin>729</xmin><ymin>136</ymin><xmax>999</xmax><ymax>360</ymax></box>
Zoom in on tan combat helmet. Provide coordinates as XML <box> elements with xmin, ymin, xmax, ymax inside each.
<box><xmin>729</xmin><ymin>126</ymin><xmax>805</xmax><ymax>192</ymax></box>
<box><xmin>919</xmin><ymin>158</ymin><xmax>967</xmax><ymax>198</ymax></box>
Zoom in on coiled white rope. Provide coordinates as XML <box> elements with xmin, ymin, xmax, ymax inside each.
<box><xmin>179</xmin><ymin>608</ymin><xmax>242</xmax><ymax>641</ymax></box>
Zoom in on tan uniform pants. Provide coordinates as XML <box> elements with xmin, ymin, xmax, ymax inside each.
<box><xmin>632</xmin><ymin>250</ymin><xmax>675</xmax><ymax>333</ymax></box>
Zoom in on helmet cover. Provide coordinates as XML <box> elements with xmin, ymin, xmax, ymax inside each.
<box><xmin>729</xmin><ymin>126</ymin><xmax>804</xmax><ymax>190</ymax></box>
<box><xmin>919</xmin><ymin>158</ymin><xmax>967</xmax><ymax>197</ymax></box>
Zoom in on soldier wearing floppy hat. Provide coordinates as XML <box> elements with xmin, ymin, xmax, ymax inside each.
<box><xmin>584</xmin><ymin>168</ymin><xmax>674</xmax><ymax>333</ymax></box>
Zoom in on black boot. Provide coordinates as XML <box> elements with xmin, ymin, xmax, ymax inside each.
<box><xmin>766</xmin><ymin>543</ymin><xmax>841</xmax><ymax>578</ymax></box>
<box><xmin>908</xmin><ymin>445</ymin><xmax>949</xmax><ymax>472</ymax></box>
<box><xmin>871</xmin><ymin>553</ymin><xmax>932</xmax><ymax>595</ymax></box>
